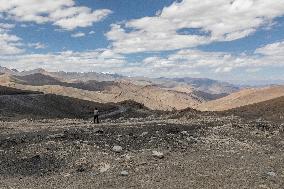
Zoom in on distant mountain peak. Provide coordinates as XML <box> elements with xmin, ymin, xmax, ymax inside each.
<box><xmin>0</xmin><ymin>66</ymin><xmax>14</xmax><ymax>74</ymax></box>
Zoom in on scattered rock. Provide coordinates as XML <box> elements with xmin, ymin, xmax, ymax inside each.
<box><xmin>124</xmin><ymin>154</ymin><xmax>131</xmax><ymax>160</ymax></box>
<box><xmin>152</xmin><ymin>151</ymin><xmax>164</xmax><ymax>159</ymax></box>
<box><xmin>47</xmin><ymin>133</ymin><xmax>65</xmax><ymax>139</ymax></box>
<box><xmin>112</xmin><ymin>145</ymin><xmax>123</xmax><ymax>152</ymax></box>
<box><xmin>120</xmin><ymin>170</ymin><xmax>129</xmax><ymax>176</ymax></box>
<box><xmin>258</xmin><ymin>184</ymin><xmax>269</xmax><ymax>189</ymax></box>
<box><xmin>181</xmin><ymin>131</ymin><xmax>188</xmax><ymax>135</ymax></box>
<box><xmin>141</xmin><ymin>132</ymin><xmax>148</xmax><ymax>136</ymax></box>
<box><xmin>266</xmin><ymin>171</ymin><xmax>277</xmax><ymax>177</ymax></box>
<box><xmin>62</xmin><ymin>173</ymin><xmax>71</xmax><ymax>177</ymax></box>
<box><xmin>94</xmin><ymin>128</ymin><xmax>104</xmax><ymax>134</ymax></box>
<box><xmin>99</xmin><ymin>163</ymin><xmax>111</xmax><ymax>173</ymax></box>
<box><xmin>138</xmin><ymin>162</ymin><xmax>147</xmax><ymax>166</ymax></box>
<box><xmin>76</xmin><ymin>165</ymin><xmax>86</xmax><ymax>172</ymax></box>
<box><xmin>186</xmin><ymin>136</ymin><xmax>199</xmax><ymax>143</ymax></box>
<box><xmin>75</xmin><ymin>141</ymin><xmax>80</xmax><ymax>145</ymax></box>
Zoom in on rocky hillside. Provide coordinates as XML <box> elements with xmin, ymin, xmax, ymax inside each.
<box><xmin>197</xmin><ymin>85</ymin><xmax>284</xmax><ymax>111</ymax></box>
<box><xmin>0</xmin><ymin>85</ymin><xmax>119</xmax><ymax>120</ymax></box>
<box><xmin>0</xmin><ymin>93</ymin><xmax>120</xmax><ymax>120</ymax></box>
<box><xmin>221</xmin><ymin>96</ymin><xmax>284</xmax><ymax>123</ymax></box>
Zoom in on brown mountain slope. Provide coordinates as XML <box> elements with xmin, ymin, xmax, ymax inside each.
<box><xmin>220</xmin><ymin>96</ymin><xmax>284</xmax><ymax>123</ymax></box>
<box><xmin>103</xmin><ymin>82</ymin><xmax>205</xmax><ymax>110</ymax></box>
<box><xmin>197</xmin><ymin>85</ymin><xmax>284</xmax><ymax>111</ymax></box>
<box><xmin>2</xmin><ymin>74</ymin><xmax>207</xmax><ymax>111</ymax></box>
<box><xmin>9</xmin><ymin>82</ymin><xmax>205</xmax><ymax>111</ymax></box>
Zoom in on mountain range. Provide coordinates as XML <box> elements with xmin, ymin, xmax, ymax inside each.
<box><xmin>0</xmin><ymin>66</ymin><xmax>283</xmax><ymax>113</ymax></box>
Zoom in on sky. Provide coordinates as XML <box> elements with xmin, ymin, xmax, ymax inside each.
<box><xmin>0</xmin><ymin>0</ymin><xmax>284</xmax><ymax>83</ymax></box>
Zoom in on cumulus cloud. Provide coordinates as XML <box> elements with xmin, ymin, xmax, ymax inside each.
<box><xmin>0</xmin><ymin>23</ymin><xmax>15</xmax><ymax>30</ymax></box>
<box><xmin>71</xmin><ymin>32</ymin><xmax>85</xmax><ymax>38</ymax></box>
<box><xmin>0</xmin><ymin>34</ymin><xmax>23</xmax><ymax>55</ymax></box>
<box><xmin>1</xmin><ymin>41</ymin><xmax>284</xmax><ymax>79</ymax></box>
<box><xmin>139</xmin><ymin>40</ymin><xmax>284</xmax><ymax>76</ymax></box>
<box><xmin>255</xmin><ymin>41</ymin><xmax>284</xmax><ymax>56</ymax></box>
<box><xmin>27</xmin><ymin>42</ymin><xmax>46</xmax><ymax>49</ymax></box>
<box><xmin>0</xmin><ymin>23</ymin><xmax>23</xmax><ymax>55</ymax></box>
<box><xmin>0</xmin><ymin>0</ymin><xmax>112</xmax><ymax>30</ymax></box>
<box><xmin>0</xmin><ymin>49</ymin><xmax>126</xmax><ymax>72</ymax></box>
<box><xmin>106</xmin><ymin>0</ymin><xmax>284</xmax><ymax>53</ymax></box>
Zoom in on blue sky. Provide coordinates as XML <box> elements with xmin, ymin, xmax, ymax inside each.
<box><xmin>0</xmin><ymin>0</ymin><xmax>284</xmax><ymax>82</ymax></box>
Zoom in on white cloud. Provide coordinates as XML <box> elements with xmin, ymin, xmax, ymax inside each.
<box><xmin>0</xmin><ymin>41</ymin><xmax>284</xmax><ymax>79</ymax></box>
<box><xmin>0</xmin><ymin>0</ymin><xmax>112</xmax><ymax>30</ymax></box>
<box><xmin>134</xmin><ymin>40</ymin><xmax>284</xmax><ymax>77</ymax></box>
<box><xmin>214</xmin><ymin>67</ymin><xmax>233</xmax><ymax>73</ymax></box>
<box><xmin>0</xmin><ymin>23</ymin><xmax>15</xmax><ymax>29</ymax></box>
<box><xmin>245</xmin><ymin>68</ymin><xmax>261</xmax><ymax>73</ymax></box>
<box><xmin>0</xmin><ymin>23</ymin><xmax>23</xmax><ymax>55</ymax></box>
<box><xmin>27</xmin><ymin>42</ymin><xmax>46</xmax><ymax>49</ymax></box>
<box><xmin>71</xmin><ymin>32</ymin><xmax>85</xmax><ymax>38</ymax></box>
<box><xmin>255</xmin><ymin>41</ymin><xmax>284</xmax><ymax>56</ymax></box>
<box><xmin>106</xmin><ymin>0</ymin><xmax>284</xmax><ymax>53</ymax></box>
<box><xmin>252</xmin><ymin>41</ymin><xmax>284</xmax><ymax>67</ymax></box>
<box><xmin>0</xmin><ymin>49</ymin><xmax>126</xmax><ymax>72</ymax></box>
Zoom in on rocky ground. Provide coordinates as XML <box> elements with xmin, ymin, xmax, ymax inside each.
<box><xmin>0</xmin><ymin>114</ymin><xmax>283</xmax><ymax>189</ymax></box>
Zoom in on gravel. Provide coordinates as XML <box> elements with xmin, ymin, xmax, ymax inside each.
<box><xmin>0</xmin><ymin>115</ymin><xmax>283</xmax><ymax>189</ymax></box>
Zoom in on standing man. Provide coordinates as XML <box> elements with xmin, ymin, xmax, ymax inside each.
<box><xmin>94</xmin><ymin>108</ymin><xmax>99</xmax><ymax>124</ymax></box>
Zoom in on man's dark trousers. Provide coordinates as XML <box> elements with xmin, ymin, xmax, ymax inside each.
<box><xmin>94</xmin><ymin>115</ymin><xmax>99</xmax><ymax>124</ymax></box>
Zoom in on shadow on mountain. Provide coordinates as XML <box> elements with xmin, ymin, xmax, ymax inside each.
<box><xmin>191</xmin><ymin>90</ymin><xmax>228</xmax><ymax>101</ymax></box>
<box><xmin>13</xmin><ymin>73</ymin><xmax>115</xmax><ymax>92</ymax></box>
<box><xmin>0</xmin><ymin>85</ymin><xmax>43</xmax><ymax>95</ymax></box>
<box><xmin>0</xmin><ymin>86</ymin><xmax>119</xmax><ymax>120</ymax></box>
<box><xmin>0</xmin><ymin>85</ymin><xmax>160</xmax><ymax>121</ymax></box>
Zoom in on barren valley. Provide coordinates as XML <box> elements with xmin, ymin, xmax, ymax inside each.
<box><xmin>0</xmin><ymin>68</ymin><xmax>283</xmax><ymax>189</ymax></box>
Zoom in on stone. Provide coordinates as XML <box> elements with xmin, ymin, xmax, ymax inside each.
<box><xmin>266</xmin><ymin>171</ymin><xmax>277</xmax><ymax>177</ymax></box>
<box><xmin>112</xmin><ymin>145</ymin><xmax>123</xmax><ymax>152</ymax></box>
<box><xmin>120</xmin><ymin>170</ymin><xmax>129</xmax><ymax>176</ymax></box>
<box><xmin>181</xmin><ymin>131</ymin><xmax>188</xmax><ymax>135</ymax></box>
<box><xmin>186</xmin><ymin>136</ymin><xmax>198</xmax><ymax>143</ymax></box>
<box><xmin>94</xmin><ymin>128</ymin><xmax>104</xmax><ymax>134</ymax></box>
<box><xmin>124</xmin><ymin>154</ymin><xmax>131</xmax><ymax>160</ymax></box>
<box><xmin>141</xmin><ymin>132</ymin><xmax>148</xmax><ymax>136</ymax></box>
<box><xmin>99</xmin><ymin>163</ymin><xmax>110</xmax><ymax>173</ymax></box>
<box><xmin>152</xmin><ymin>151</ymin><xmax>164</xmax><ymax>159</ymax></box>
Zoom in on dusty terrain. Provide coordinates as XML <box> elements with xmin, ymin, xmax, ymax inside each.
<box><xmin>0</xmin><ymin>113</ymin><xmax>283</xmax><ymax>189</ymax></box>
